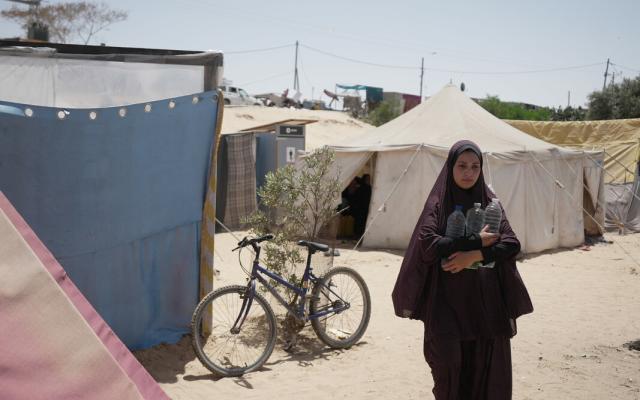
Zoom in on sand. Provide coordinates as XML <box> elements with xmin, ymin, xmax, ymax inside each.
<box><xmin>134</xmin><ymin>231</ymin><xmax>640</xmax><ymax>400</ymax></box>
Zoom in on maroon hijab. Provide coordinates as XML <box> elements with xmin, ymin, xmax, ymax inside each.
<box><xmin>391</xmin><ymin>140</ymin><xmax>533</xmax><ymax>335</ymax></box>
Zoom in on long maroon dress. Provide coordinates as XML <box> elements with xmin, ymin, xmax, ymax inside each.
<box><xmin>392</xmin><ymin>140</ymin><xmax>533</xmax><ymax>399</ymax></box>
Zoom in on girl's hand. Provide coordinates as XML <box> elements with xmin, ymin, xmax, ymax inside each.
<box><xmin>442</xmin><ymin>250</ymin><xmax>483</xmax><ymax>273</ymax></box>
<box><xmin>480</xmin><ymin>225</ymin><xmax>499</xmax><ymax>247</ymax></box>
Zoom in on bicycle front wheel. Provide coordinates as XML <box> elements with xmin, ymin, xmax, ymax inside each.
<box><xmin>191</xmin><ymin>285</ymin><xmax>277</xmax><ymax>377</ymax></box>
<box><xmin>310</xmin><ymin>267</ymin><xmax>371</xmax><ymax>349</ymax></box>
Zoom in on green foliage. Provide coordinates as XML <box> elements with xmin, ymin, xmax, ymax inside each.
<box><xmin>550</xmin><ymin>106</ymin><xmax>587</xmax><ymax>121</ymax></box>
<box><xmin>479</xmin><ymin>95</ymin><xmax>552</xmax><ymax>121</ymax></box>
<box><xmin>243</xmin><ymin>147</ymin><xmax>341</xmax><ymax>301</ymax></box>
<box><xmin>364</xmin><ymin>99</ymin><xmax>402</xmax><ymax>126</ymax></box>
<box><xmin>587</xmin><ymin>75</ymin><xmax>640</xmax><ymax>120</ymax></box>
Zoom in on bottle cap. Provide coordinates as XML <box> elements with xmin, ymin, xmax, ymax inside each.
<box><xmin>474</xmin><ymin>202</ymin><xmax>481</xmax><ymax>207</ymax></box>
<box><xmin>454</xmin><ymin>205</ymin><xmax>463</xmax><ymax>211</ymax></box>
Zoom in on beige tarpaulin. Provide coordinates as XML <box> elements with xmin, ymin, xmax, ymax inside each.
<box><xmin>506</xmin><ymin>119</ymin><xmax>640</xmax><ymax>184</ymax></box>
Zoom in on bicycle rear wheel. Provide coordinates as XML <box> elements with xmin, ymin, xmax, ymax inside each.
<box><xmin>191</xmin><ymin>285</ymin><xmax>277</xmax><ymax>377</ymax></box>
<box><xmin>310</xmin><ymin>267</ymin><xmax>371</xmax><ymax>349</ymax></box>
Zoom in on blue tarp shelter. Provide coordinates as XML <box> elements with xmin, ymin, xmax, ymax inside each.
<box><xmin>0</xmin><ymin>42</ymin><xmax>223</xmax><ymax>349</ymax></box>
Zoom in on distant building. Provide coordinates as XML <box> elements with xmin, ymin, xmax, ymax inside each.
<box><xmin>382</xmin><ymin>92</ymin><xmax>422</xmax><ymax>114</ymax></box>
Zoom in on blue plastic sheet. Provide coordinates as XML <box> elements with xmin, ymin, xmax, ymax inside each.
<box><xmin>0</xmin><ymin>92</ymin><xmax>218</xmax><ymax>349</ymax></box>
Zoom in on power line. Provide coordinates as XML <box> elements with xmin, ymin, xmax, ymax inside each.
<box><xmin>301</xmin><ymin>44</ymin><xmax>418</xmax><ymax>70</ymax></box>
<box><xmin>225</xmin><ymin>43</ymin><xmax>294</xmax><ymax>55</ymax></box>
<box><xmin>301</xmin><ymin>43</ymin><xmax>604</xmax><ymax>75</ymax></box>
<box><xmin>611</xmin><ymin>63</ymin><xmax>640</xmax><ymax>74</ymax></box>
<box><xmin>427</xmin><ymin>62</ymin><xmax>605</xmax><ymax>75</ymax></box>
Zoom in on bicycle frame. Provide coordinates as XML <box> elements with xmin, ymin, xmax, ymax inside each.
<box><xmin>230</xmin><ymin>244</ymin><xmax>350</xmax><ymax>333</ymax></box>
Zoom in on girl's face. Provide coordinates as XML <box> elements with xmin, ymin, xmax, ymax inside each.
<box><xmin>452</xmin><ymin>150</ymin><xmax>481</xmax><ymax>189</ymax></box>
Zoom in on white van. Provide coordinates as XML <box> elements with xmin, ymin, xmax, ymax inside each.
<box><xmin>218</xmin><ymin>85</ymin><xmax>262</xmax><ymax>106</ymax></box>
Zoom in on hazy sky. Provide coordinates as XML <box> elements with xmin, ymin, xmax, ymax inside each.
<box><xmin>1</xmin><ymin>0</ymin><xmax>639</xmax><ymax>107</ymax></box>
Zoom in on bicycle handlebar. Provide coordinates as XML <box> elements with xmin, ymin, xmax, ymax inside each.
<box><xmin>232</xmin><ymin>234</ymin><xmax>274</xmax><ymax>251</ymax></box>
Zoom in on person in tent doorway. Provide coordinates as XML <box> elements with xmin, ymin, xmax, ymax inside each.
<box><xmin>352</xmin><ymin>174</ymin><xmax>372</xmax><ymax>238</ymax></box>
<box><xmin>392</xmin><ymin>140</ymin><xmax>533</xmax><ymax>399</ymax></box>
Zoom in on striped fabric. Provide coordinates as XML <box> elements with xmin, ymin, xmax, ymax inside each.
<box><xmin>223</xmin><ymin>133</ymin><xmax>258</xmax><ymax>228</ymax></box>
<box><xmin>199</xmin><ymin>92</ymin><xmax>224</xmax><ymax>326</ymax></box>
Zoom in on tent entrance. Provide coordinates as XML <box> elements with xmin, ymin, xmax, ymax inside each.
<box><xmin>337</xmin><ymin>156</ymin><xmax>375</xmax><ymax>240</ymax></box>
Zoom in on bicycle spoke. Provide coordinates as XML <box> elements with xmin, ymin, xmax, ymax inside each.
<box><xmin>193</xmin><ymin>286</ymin><xmax>276</xmax><ymax>376</ymax></box>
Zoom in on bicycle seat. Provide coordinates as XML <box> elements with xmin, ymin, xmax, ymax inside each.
<box><xmin>297</xmin><ymin>240</ymin><xmax>329</xmax><ymax>253</ymax></box>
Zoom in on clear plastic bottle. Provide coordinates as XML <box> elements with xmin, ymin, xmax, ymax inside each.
<box><xmin>442</xmin><ymin>205</ymin><xmax>466</xmax><ymax>268</ymax></box>
<box><xmin>445</xmin><ymin>205</ymin><xmax>466</xmax><ymax>238</ymax></box>
<box><xmin>482</xmin><ymin>198</ymin><xmax>502</xmax><ymax>269</ymax></box>
<box><xmin>484</xmin><ymin>198</ymin><xmax>502</xmax><ymax>234</ymax></box>
<box><xmin>466</xmin><ymin>203</ymin><xmax>485</xmax><ymax>270</ymax></box>
<box><xmin>466</xmin><ymin>203</ymin><xmax>485</xmax><ymax>235</ymax></box>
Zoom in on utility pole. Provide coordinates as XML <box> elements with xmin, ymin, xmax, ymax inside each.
<box><xmin>567</xmin><ymin>91</ymin><xmax>571</xmax><ymax>108</ymax></box>
<box><xmin>5</xmin><ymin>0</ymin><xmax>47</xmax><ymax>41</ymax></box>
<box><xmin>602</xmin><ymin>58</ymin><xmax>610</xmax><ymax>91</ymax></box>
<box><xmin>611</xmin><ymin>71</ymin><xmax>616</xmax><ymax>87</ymax></box>
<box><xmin>293</xmin><ymin>40</ymin><xmax>300</xmax><ymax>92</ymax></box>
<box><xmin>419</xmin><ymin>57</ymin><xmax>424</xmax><ymax>102</ymax></box>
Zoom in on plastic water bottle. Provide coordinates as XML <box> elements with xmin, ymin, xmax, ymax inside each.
<box><xmin>481</xmin><ymin>198</ymin><xmax>502</xmax><ymax>270</ymax></box>
<box><xmin>484</xmin><ymin>198</ymin><xmax>502</xmax><ymax>234</ymax></box>
<box><xmin>466</xmin><ymin>203</ymin><xmax>485</xmax><ymax>235</ymax></box>
<box><xmin>466</xmin><ymin>203</ymin><xmax>485</xmax><ymax>270</ymax></box>
<box><xmin>445</xmin><ymin>205</ymin><xmax>466</xmax><ymax>238</ymax></box>
<box><xmin>442</xmin><ymin>205</ymin><xmax>466</xmax><ymax>268</ymax></box>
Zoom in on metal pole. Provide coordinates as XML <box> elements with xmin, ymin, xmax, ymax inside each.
<box><xmin>419</xmin><ymin>57</ymin><xmax>424</xmax><ymax>102</ymax></box>
<box><xmin>293</xmin><ymin>40</ymin><xmax>300</xmax><ymax>92</ymax></box>
<box><xmin>602</xmin><ymin>58</ymin><xmax>610</xmax><ymax>91</ymax></box>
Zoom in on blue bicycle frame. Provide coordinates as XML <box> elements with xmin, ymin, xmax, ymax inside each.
<box><xmin>230</xmin><ymin>243</ymin><xmax>350</xmax><ymax>333</ymax></box>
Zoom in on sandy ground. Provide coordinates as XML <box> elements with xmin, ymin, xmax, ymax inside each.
<box><xmin>221</xmin><ymin>105</ymin><xmax>372</xmax><ymax>150</ymax></box>
<box><xmin>134</xmin><ymin>231</ymin><xmax>640</xmax><ymax>400</ymax></box>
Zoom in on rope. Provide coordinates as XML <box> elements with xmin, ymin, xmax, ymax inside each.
<box><xmin>584</xmin><ymin>152</ymin><xmax>640</xmax><ymax>205</ymax></box>
<box><xmin>345</xmin><ymin>145</ymin><xmax>422</xmax><ymax>260</ymax></box>
<box><xmin>603</xmin><ymin>149</ymin><xmax>637</xmax><ymax>180</ymax></box>
<box><xmin>529</xmin><ymin>152</ymin><xmax>640</xmax><ymax>268</ymax></box>
<box><xmin>558</xmin><ymin>152</ymin><xmax>627</xmax><ymax>230</ymax></box>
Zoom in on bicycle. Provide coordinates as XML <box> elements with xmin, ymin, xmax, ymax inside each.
<box><xmin>191</xmin><ymin>234</ymin><xmax>371</xmax><ymax>377</ymax></box>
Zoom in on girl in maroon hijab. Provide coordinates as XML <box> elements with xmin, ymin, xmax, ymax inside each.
<box><xmin>392</xmin><ymin>140</ymin><xmax>533</xmax><ymax>400</ymax></box>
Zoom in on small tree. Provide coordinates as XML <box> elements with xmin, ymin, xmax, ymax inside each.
<box><xmin>2</xmin><ymin>1</ymin><xmax>127</xmax><ymax>44</ymax></box>
<box><xmin>244</xmin><ymin>147</ymin><xmax>341</xmax><ymax>301</ymax></box>
<box><xmin>364</xmin><ymin>99</ymin><xmax>402</xmax><ymax>127</ymax></box>
<box><xmin>587</xmin><ymin>75</ymin><xmax>640</xmax><ymax>120</ymax></box>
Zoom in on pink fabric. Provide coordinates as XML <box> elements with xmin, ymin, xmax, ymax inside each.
<box><xmin>0</xmin><ymin>192</ymin><xmax>169</xmax><ymax>400</ymax></box>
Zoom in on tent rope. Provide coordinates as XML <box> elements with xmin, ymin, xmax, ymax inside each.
<box><xmin>584</xmin><ymin>152</ymin><xmax>640</xmax><ymax>205</ymax></box>
<box><xmin>558</xmin><ymin>153</ymin><xmax>611</xmax><ymax>214</ymax></box>
<box><xmin>215</xmin><ymin>217</ymin><xmax>256</xmax><ymax>257</ymax></box>
<box><xmin>346</xmin><ymin>145</ymin><xmax>422</xmax><ymax>258</ymax></box>
<box><xmin>529</xmin><ymin>152</ymin><xmax>640</xmax><ymax>268</ymax></box>
<box><xmin>602</xmin><ymin>149</ymin><xmax>637</xmax><ymax>180</ymax></box>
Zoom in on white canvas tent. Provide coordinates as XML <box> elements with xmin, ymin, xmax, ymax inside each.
<box><xmin>328</xmin><ymin>85</ymin><xmax>605</xmax><ymax>253</ymax></box>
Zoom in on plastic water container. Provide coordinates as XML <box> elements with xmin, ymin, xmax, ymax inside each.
<box><xmin>485</xmin><ymin>198</ymin><xmax>502</xmax><ymax>234</ymax></box>
<box><xmin>466</xmin><ymin>203</ymin><xmax>485</xmax><ymax>235</ymax></box>
<box><xmin>445</xmin><ymin>205</ymin><xmax>466</xmax><ymax>238</ymax></box>
<box><xmin>466</xmin><ymin>203</ymin><xmax>485</xmax><ymax>270</ymax></box>
<box><xmin>442</xmin><ymin>205</ymin><xmax>465</xmax><ymax>268</ymax></box>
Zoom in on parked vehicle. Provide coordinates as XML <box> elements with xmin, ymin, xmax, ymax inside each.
<box><xmin>218</xmin><ymin>85</ymin><xmax>262</xmax><ymax>106</ymax></box>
